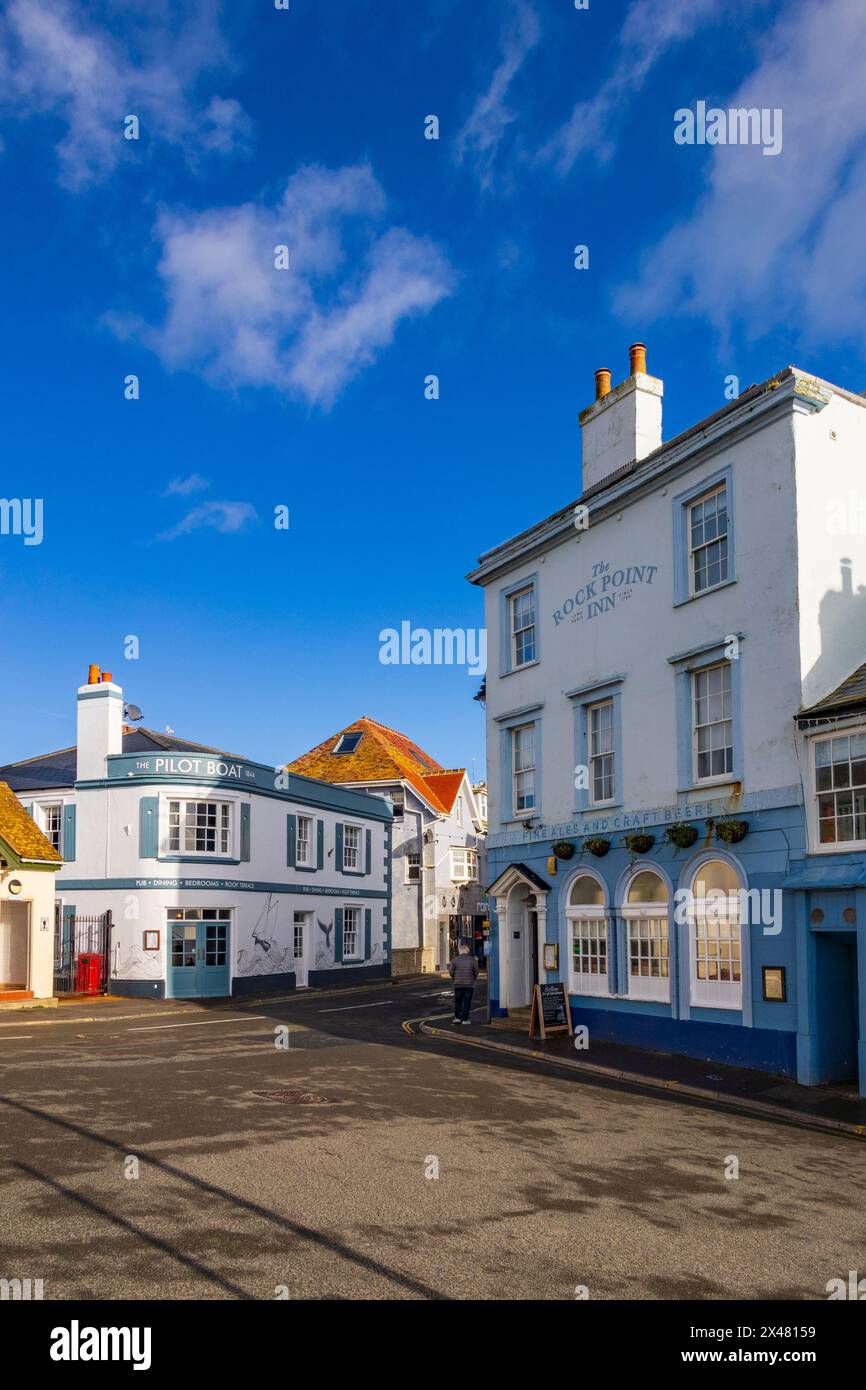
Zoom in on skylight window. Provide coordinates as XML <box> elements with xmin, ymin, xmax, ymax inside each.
<box><xmin>333</xmin><ymin>732</ymin><xmax>363</xmax><ymax>755</ymax></box>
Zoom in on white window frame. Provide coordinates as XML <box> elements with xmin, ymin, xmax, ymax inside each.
<box><xmin>622</xmin><ymin>872</ymin><xmax>670</xmax><ymax>1003</ymax></box>
<box><xmin>33</xmin><ymin>799</ymin><xmax>64</xmax><ymax>853</ymax></box>
<box><xmin>406</xmin><ymin>850</ymin><xmax>421</xmax><ymax>883</ymax></box>
<box><xmin>296</xmin><ymin>814</ymin><xmax>313</xmax><ymax>866</ymax></box>
<box><xmin>512</xmin><ymin>723</ymin><xmax>536</xmax><ymax>813</ymax></box>
<box><xmin>343</xmin><ymin>905</ymin><xmax>362</xmax><ymax>960</ymax></box>
<box><xmin>688</xmin><ymin>483</ymin><xmax>729</xmax><ymax>596</ymax></box>
<box><xmin>164</xmin><ymin>796</ymin><xmax>235</xmax><ymax>858</ymax></box>
<box><xmin>451</xmin><ymin>848</ymin><xmax>478</xmax><ymax>882</ymax></box>
<box><xmin>689</xmin><ymin>882</ymin><xmax>742</xmax><ymax>1010</ymax></box>
<box><xmin>343</xmin><ymin>823</ymin><xmax>361</xmax><ymax>871</ymax></box>
<box><xmin>510</xmin><ymin>586</ymin><xmax>536</xmax><ymax>668</ymax></box>
<box><xmin>812</xmin><ymin>728</ymin><xmax>866</xmax><ymax>853</ymax></box>
<box><xmin>588</xmin><ymin>698</ymin><xmax>615</xmax><ymax>806</ymax></box>
<box><xmin>566</xmin><ymin>876</ymin><xmax>611</xmax><ymax>997</ymax></box>
<box><xmin>692</xmin><ymin>662</ymin><xmax>733</xmax><ymax>784</ymax></box>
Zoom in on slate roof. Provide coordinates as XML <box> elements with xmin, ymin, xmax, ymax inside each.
<box><xmin>797</xmin><ymin>662</ymin><xmax>866</xmax><ymax>722</ymax></box>
<box><xmin>285</xmin><ymin>717</ymin><xmax>466</xmax><ymax>814</ymax></box>
<box><xmin>0</xmin><ymin>728</ymin><xmax>244</xmax><ymax>793</ymax></box>
<box><xmin>0</xmin><ymin>781</ymin><xmax>62</xmax><ymax>864</ymax></box>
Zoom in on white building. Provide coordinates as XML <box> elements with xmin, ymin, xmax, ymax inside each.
<box><xmin>469</xmin><ymin>344</ymin><xmax>866</xmax><ymax>1090</ymax></box>
<box><xmin>286</xmin><ymin>718</ymin><xmax>487</xmax><ymax>973</ymax></box>
<box><xmin>0</xmin><ymin>668</ymin><xmax>393</xmax><ymax>999</ymax></box>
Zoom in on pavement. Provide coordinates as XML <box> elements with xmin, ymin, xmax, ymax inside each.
<box><xmin>3</xmin><ymin>974</ymin><xmax>866</xmax><ymax>1300</ymax></box>
<box><xmin>415</xmin><ymin>1001</ymin><xmax>866</xmax><ymax>1139</ymax></box>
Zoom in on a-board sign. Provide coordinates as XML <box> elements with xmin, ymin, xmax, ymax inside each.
<box><xmin>529</xmin><ymin>982</ymin><xmax>573</xmax><ymax>1039</ymax></box>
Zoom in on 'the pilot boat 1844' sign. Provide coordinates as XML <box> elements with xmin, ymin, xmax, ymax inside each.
<box><xmin>552</xmin><ymin>559</ymin><xmax>658</xmax><ymax>626</ymax></box>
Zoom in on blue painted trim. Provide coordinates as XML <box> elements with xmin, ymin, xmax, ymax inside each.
<box><xmin>62</xmin><ymin>803</ymin><xmax>76</xmax><ymax>862</ymax></box>
<box><xmin>57</xmin><ymin>876</ymin><xmax>389</xmax><ymax>897</ymax></box>
<box><xmin>82</xmin><ymin>755</ymin><xmax>394</xmax><ymax>821</ymax></box>
<box><xmin>499</xmin><ymin>571</ymin><xmax>539</xmax><ymax>676</ymax></box>
<box><xmin>240</xmin><ymin>803</ymin><xmax>251</xmax><ymax>862</ymax></box>
<box><xmin>672</xmin><ymin>463</ymin><xmax>735</xmax><ymax>605</ymax></box>
<box><xmin>139</xmin><ymin>796</ymin><xmax>158</xmax><ymax>858</ymax></box>
<box><xmin>109</xmin><ymin>977</ymin><xmax>165</xmax><ymax>1000</ymax></box>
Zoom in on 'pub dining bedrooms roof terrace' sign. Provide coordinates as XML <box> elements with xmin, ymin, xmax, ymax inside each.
<box><xmin>552</xmin><ymin>558</ymin><xmax>659</xmax><ymax>626</ymax></box>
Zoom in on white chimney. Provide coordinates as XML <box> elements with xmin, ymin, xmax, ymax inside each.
<box><xmin>579</xmin><ymin>343</ymin><xmax>663</xmax><ymax>494</ymax></box>
<box><xmin>76</xmin><ymin>665</ymin><xmax>123</xmax><ymax>781</ymax></box>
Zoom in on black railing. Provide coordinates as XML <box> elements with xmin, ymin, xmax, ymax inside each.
<box><xmin>53</xmin><ymin>909</ymin><xmax>112</xmax><ymax>996</ymax></box>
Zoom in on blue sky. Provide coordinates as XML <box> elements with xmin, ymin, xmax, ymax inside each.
<box><xmin>2</xmin><ymin>0</ymin><xmax>865</xmax><ymax>778</ymax></box>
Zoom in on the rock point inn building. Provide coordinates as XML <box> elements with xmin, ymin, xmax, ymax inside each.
<box><xmin>470</xmin><ymin>344</ymin><xmax>866</xmax><ymax>1093</ymax></box>
<box><xmin>0</xmin><ymin>667</ymin><xmax>392</xmax><ymax>998</ymax></box>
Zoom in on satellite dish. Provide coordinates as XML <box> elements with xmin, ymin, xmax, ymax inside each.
<box><xmin>124</xmin><ymin>703</ymin><xmax>143</xmax><ymax>722</ymax></box>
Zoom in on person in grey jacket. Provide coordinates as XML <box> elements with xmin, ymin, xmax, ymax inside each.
<box><xmin>448</xmin><ymin>942</ymin><xmax>479</xmax><ymax>1024</ymax></box>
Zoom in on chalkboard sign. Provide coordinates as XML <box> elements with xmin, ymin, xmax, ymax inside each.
<box><xmin>529</xmin><ymin>982</ymin><xmax>573</xmax><ymax>1039</ymax></box>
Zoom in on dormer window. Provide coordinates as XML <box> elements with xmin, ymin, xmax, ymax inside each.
<box><xmin>333</xmin><ymin>732</ymin><xmax>363</xmax><ymax>755</ymax></box>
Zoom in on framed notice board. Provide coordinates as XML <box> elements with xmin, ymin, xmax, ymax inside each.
<box><xmin>529</xmin><ymin>982</ymin><xmax>573</xmax><ymax>1039</ymax></box>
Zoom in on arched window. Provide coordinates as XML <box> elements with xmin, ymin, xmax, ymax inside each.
<box><xmin>622</xmin><ymin>870</ymin><xmax>670</xmax><ymax>1002</ymax></box>
<box><xmin>690</xmin><ymin>859</ymin><xmax>742</xmax><ymax>1009</ymax></box>
<box><xmin>565</xmin><ymin>875</ymin><xmax>609</xmax><ymax>997</ymax></box>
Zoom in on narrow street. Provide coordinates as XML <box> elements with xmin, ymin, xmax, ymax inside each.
<box><xmin>2</xmin><ymin>977</ymin><xmax>864</xmax><ymax>1301</ymax></box>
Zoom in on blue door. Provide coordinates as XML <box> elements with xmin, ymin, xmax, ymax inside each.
<box><xmin>168</xmin><ymin>910</ymin><xmax>230</xmax><ymax>998</ymax></box>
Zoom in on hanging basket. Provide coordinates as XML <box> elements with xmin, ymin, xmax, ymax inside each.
<box><xmin>551</xmin><ymin>839</ymin><xmax>576</xmax><ymax>860</ymax></box>
<box><xmin>714</xmin><ymin>818</ymin><xmax>749</xmax><ymax>844</ymax></box>
<box><xmin>584</xmin><ymin>836</ymin><xmax>611</xmax><ymax>858</ymax></box>
<box><xmin>664</xmin><ymin>822</ymin><xmax>699</xmax><ymax>850</ymax></box>
<box><xmin>624</xmin><ymin>832</ymin><xmax>655</xmax><ymax>855</ymax></box>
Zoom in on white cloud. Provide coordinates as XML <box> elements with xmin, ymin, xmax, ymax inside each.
<box><xmin>0</xmin><ymin>0</ymin><xmax>250</xmax><ymax>188</ymax></box>
<box><xmin>163</xmin><ymin>474</ymin><xmax>210</xmax><ymax>497</ymax></box>
<box><xmin>541</xmin><ymin>0</ymin><xmax>741</xmax><ymax>173</ymax></box>
<box><xmin>159</xmin><ymin>500</ymin><xmax>257</xmax><ymax>542</ymax></box>
<box><xmin>455</xmin><ymin>1</ymin><xmax>539</xmax><ymax>190</ymax></box>
<box><xmin>615</xmin><ymin>0</ymin><xmax>866</xmax><ymax>353</ymax></box>
<box><xmin>113</xmin><ymin>163</ymin><xmax>454</xmax><ymax>408</ymax></box>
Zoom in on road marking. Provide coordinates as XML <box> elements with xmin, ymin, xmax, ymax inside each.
<box><xmin>127</xmin><ymin>1016</ymin><xmax>267</xmax><ymax>1032</ymax></box>
<box><xmin>318</xmin><ymin>1001</ymin><xmax>392</xmax><ymax>1013</ymax></box>
<box><xmin>0</xmin><ymin>1034</ymin><xmax>33</xmax><ymax>1041</ymax></box>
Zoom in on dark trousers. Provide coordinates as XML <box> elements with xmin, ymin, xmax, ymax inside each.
<box><xmin>454</xmin><ymin>986</ymin><xmax>474</xmax><ymax>1021</ymax></box>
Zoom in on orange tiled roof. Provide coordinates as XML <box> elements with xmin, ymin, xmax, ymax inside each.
<box><xmin>422</xmin><ymin>770</ymin><xmax>465</xmax><ymax>813</ymax></box>
<box><xmin>0</xmin><ymin>782</ymin><xmax>62</xmax><ymax>865</ymax></box>
<box><xmin>285</xmin><ymin>718</ymin><xmax>466</xmax><ymax>814</ymax></box>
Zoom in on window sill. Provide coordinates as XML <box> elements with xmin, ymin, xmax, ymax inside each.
<box><xmin>678</xmin><ymin>778</ymin><xmax>739</xmax><ymax>795</ymax></box>
<box><xmin>158</xmin><ymin>855</ymin><xmax>241</xmax><ymax>865</ymax></box>
<box><xmin>341</xmin><ymin>868</ymin><xmax>366</xmax><ymax>877</ymax></box>
<box><xmin>673</xmin><ymin>576</ymin><xmax>737</xmax><ymax>608</ymax></box>
<box><xmin>579</xmin><ymin>800</ymin><xmax>623</xmax><ymax>814</ymax></box>
<box><xmin>500</xmin><ymin>659</ymin><xmax>540</xmax><ymax>678</ymax></box>
<box><xmin>503</xmin><ymin>814</ymin><xmax>540</xmax><ymax>826</ymax></box>
<box><xmin>294</xmin><ymin>863</ymin><xmax>317</xmax><ymax>874</ymax></box>
<box><xmin>808</xmin><ymin>842</ymin><xmax>866</xmax><ymax>855</ymax></box>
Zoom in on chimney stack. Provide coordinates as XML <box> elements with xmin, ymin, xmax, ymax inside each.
<box><xmin>76</xmin><ymin>664</ymin><xmax>123</xmax><ymax>781</ymax></box>
<box><xmin>579</xmin><ymin>342</ymin><xmax>663</xmax><ymax>495</ymax></box>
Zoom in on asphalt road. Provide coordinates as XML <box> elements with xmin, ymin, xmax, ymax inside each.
<box><xmin>1</xmin><ymin>977</ymin><xmax>865</xmax><ymax>1301</ymax></box>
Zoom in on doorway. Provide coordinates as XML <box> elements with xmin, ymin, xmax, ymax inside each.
<box><xmin>506</xmin><ymin>890</ymin><xmax>537</xmax><ymax>1008</ymax></box>
<box><xmin>168</xmin><ymin>911</ymin><xmax>230</xmax><ymax>998</ymax></box>
<box><xmin>293</xmin><ymin>910</ymin><xmax>311</xmax><ymax>987</ymax></box>
<box><xmin>0</xmin><ymin>902</ymin><xmax>29</xmax><ymax>990</ymax></box>
<box><xmin>814</xmin><ymin>934</ymin><xmax>858</xmax><ymax>1084</ymax></box>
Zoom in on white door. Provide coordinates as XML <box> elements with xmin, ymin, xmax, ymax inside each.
<box><xmin>508</xmin><ymin>912</ymin><xmax>528</xmax><ymax>1007</ymax></box>
<box><xmin>293</xmin><ymin>911</ymin><xmax>311</xmax><ymax>988</ymax></box>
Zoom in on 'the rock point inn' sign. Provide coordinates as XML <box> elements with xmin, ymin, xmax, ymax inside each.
<box><xmin>552</xmin><ymin>559</ymin><xmax>658</xmax><ymax>626</ymax></box>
